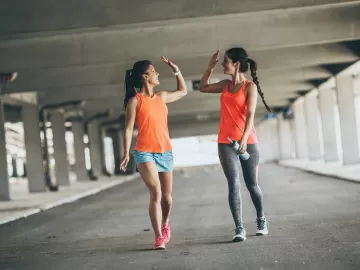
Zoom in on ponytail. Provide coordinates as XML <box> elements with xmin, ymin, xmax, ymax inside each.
<box><xmin>247</xmin><ymin>58</ymin><xmax>272</xmax><ymax>113</ymax></box>
<box><xmin>123</xmin><ymin>69</ymin><xmax>136</xmax><ymax>110</ymax></box>
<box><xmin>123</xmin><ymin>60</ymin><xmax>152</xmax><ymax>110</ymax></box>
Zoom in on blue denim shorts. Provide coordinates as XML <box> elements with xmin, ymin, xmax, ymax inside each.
<box><xmin>134</xmin><ymin>150</ymin><xmax>174</xmax><ymax>172</ymax></box>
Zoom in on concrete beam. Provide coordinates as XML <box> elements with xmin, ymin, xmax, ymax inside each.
<box><xmin>1</xmin><ymin>4</ymin><xmax>360</xmax><ymax>71</ymax></box>
<box><xmin>169</xmin><ymin>112</ymin><xmax>266</xmax><ymax>139</ymax></box>
<box><xmin>55</xmin><ymin>89</ymin><xmax>291</xmax><ymax>121</ymax></box>
<box><xmin>1</xmin><ymin>0</ymin><xmax>356</xmax><ymax>35</ymax></box>
<box><xmin>36</xmin><ymin>77</ymin><xmax>313</xmax><ymax>108</ymax></box>
<box><xmin>4</xmin><ymin>44</ymin><xmax>354</xmax><ymax>94</ymax></box>
<box><xmin>37</xmin><ymin>84</ymin><xmax>121</xmax><ymax>105</ymax></box>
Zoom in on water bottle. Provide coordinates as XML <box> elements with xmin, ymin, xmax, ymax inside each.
<box><xmin>227</xmin><ymin>137</ymin><xmax>250</xmax><ymax>160</ymax></box>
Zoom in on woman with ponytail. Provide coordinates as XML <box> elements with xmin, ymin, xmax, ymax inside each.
<box><xmin>120</xmin><ymin>57</ymin><xmax>187</xmax><ymax>250</ymax></box>
<box><xmin>199</xmin><ymin>48</ymin><xmax>270</xmax><ymax>242</ymax></box>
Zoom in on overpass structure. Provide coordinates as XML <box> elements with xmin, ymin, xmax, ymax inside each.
<box><xmin>0</xmin><ymin>1</ymin><xmax>360</xmax><ymax>201</ymax></box>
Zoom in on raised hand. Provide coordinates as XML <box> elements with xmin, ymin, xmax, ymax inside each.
<box><xmin>208</xmin><ymin>51</ymin><xmax>219</xmax><ymax>70</ymax></box>
<box><xmin>161</xmin><ymin>56</ymin><xmax>179</xmax><ymax>72</ymax></box>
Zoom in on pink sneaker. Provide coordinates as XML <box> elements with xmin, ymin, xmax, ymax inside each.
<box><xmin>162</xmin><ymin>224</ymin><xmax>171</xmax><ymax>244</ymax></box>
<box><xmin>153</xmin><ymin>236</ymin><xmax>165</xmax><ymax>250</ymax></box>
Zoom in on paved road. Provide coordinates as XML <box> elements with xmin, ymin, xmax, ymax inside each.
<box><xmin>0</xmin><ymin>164</ymin><xmax>359</xmax><ymax>270</ymax></box>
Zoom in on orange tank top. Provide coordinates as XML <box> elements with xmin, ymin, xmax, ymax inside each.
<box><xmin>134</xmin><ymin>93</ymin><xmax>172</xmax><ymax>153</ymax></box>
<box><xmin>217</xmin><ymin>80</ymin><xmax>258</xmax><ymax>144</ymax></box>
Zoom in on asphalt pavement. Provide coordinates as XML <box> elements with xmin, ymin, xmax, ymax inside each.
<box><xmin>0</xmin><ymin>163</ymin><xmax>359</xmax><ymax>270</ymax></box>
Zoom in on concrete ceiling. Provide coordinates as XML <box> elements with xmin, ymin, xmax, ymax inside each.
<box><xmin>1</xmin><ymin>0</ymin><xmax>360</xmax><ymax>130</ymax></box>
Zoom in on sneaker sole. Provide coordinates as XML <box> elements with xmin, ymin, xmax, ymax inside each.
<box><xmin>232</xmin><ymin>236</ymin><xmax>246</xmax><ymax>242</ymax></box>
<box><xmin>153</xmin><ymin>245</ymin><xmax>166</xmax><ymax>250</ymax></box>
<box><xmin>256</xmin><ymin>232</ymin><xmax>268</xmax><ymax>236</ymax></box>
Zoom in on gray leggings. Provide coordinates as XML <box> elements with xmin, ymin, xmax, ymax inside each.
<box><xmin>218</xmin><ymin>143</ymin><xmax>264</xmax><ymax>228</ymax></box>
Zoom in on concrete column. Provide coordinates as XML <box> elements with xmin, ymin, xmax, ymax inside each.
<box><xmin>110</xmin><ymin>129</ymin><xmax>122</xmax><ymax>175</ymax></box>
<box><xmin>355</xmin><ymin>76</ymin><xmax>360</xmax><ymax>154</ymax></box>
<box><xmin>256</xmin><ymin>122</ymin><xmax>266</xmax><ymax>161</ymax></box>
<box><xmin>0</xmin><ymin>98</ymin><xmax>10</xmax><ymax>201</ymax></box>
<box><xmin>277</xmin><ymin>114</ymin><xmax>293</xmax><ymax>160</ymax></box>
<box><xmin>304</xmin><ymin>91</ymin><xmax>322</xmax><ymax>160</ymax></box>
<box><xmin>119</xmin><ymin>129</ymin><xmax>137</xmax><ymax>174</ymax></box>
<box><xmin>11</xmin><ymin>158</ymin><xmax>18</xmax><ymax>177</ymax></box>
<box><xmin>318</xmin><ymin>85</ymin><xmax>339</xmax><ymax>162</ymax></box>
<box><xmin>99</xmin><ymin>127</ymin><xmax>108</xmax><ymax>175</ymax></box>
<box><xmin>88</xmin><ymin>121</ymin><xmax>102</xmax><ymax>175</ymax></box>
<box><xmin>72</xmin><ymin>122</ymin><xmax>87</xmax><ymax>181</ymax></box>
<box><xmin>269</xmin><ymin>118</ymin><xmax>280</xmax><ymax>160</ymax></box>
<box><xmin>292</xmin><ymin>97</ymin><xmax>308</xmax><ymax>159</ymax></box>
<box><xmin>22</xmin><ymin>104</ymin><xmax>46</xmax><ymax>192</ymax></box>
<box><xmin>336</xmin><ymin>73</ymin><xmax>360</xmax><ymax>165</ymax></box>
<box><xmin>51</xmin><ymin>112</ymin><xmax>70</xmax><ymax>185</ymax></box>
<box><xmin>257</xmin><ymin>119</ymin><xmax>279</xmax><ymax>162</ymax></box>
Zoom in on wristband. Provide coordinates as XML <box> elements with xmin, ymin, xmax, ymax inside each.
<box><xmin>173</xmin><ymin>69</ymin><xmax>181</xmax><ymax>76</ymax></box>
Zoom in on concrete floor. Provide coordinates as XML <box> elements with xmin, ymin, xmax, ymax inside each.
<box><xmin>0</xmin><ymin>164</ymin><xmax>359</xmax><ymax>270</ymax></box>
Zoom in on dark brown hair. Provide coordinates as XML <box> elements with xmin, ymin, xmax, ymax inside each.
<box><xmin>123</xmin><ymin>60</ymin><xmax>152</xmax><ymax>109</ymax></box>
<box><xmin>226</xmin><ymin>48</ymin><xmax>271</xmax><ymax>112</ymax></box>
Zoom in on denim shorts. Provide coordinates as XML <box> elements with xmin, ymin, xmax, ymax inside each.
<box><xmin>134</xmin><ymin>150</ymin><xmax>174</xmax><ymax>172</ymax></box>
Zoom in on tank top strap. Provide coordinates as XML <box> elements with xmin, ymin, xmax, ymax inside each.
<box><xmin>135</xmin><ymin>92</ymin><xmax>142</xmax><ymax>107</ymax></box>
<box><xmin>243</xmin><ymin>79</ymin><xmax>251</xmax><ymax>88</ymax></box>
<box><xmin>242</xmin><ymin>80</ymin><xmax>252</xmax><ymax>94</ymax></box>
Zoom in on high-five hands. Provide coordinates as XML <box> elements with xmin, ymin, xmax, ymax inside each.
<box><xmin>161</xmin><ymin>56</ymin><xmax>179</xmax><ymax>72</ymax></box>
<box><xmin>208</xmin><ymin>51</ymin><xmax>219</xmax><ymax>69</ymax></box>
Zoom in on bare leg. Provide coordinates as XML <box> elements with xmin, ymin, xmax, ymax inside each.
<box><xmin>158</xmin><ymin>171</ymin><xmax>173</xmax><ymax>225</ymax></box>
<box><xmin>137</xmin><ymin>162</ymin><xmax>162</xmax><ymax>237</ymax></box>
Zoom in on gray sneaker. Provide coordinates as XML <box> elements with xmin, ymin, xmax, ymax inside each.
<box><xmin>256</xmin><ymin>217</ymin><xmax>268</xmax><ymax>235</ymax></box>
<box><xmin>232</xmin><ymin>226</ymin><xmax>246</xmax><ymax>242</ymax></box>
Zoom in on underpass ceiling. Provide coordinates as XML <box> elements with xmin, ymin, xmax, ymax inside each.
<box><xmin>1</xmin><ymin>0</ymin><xmax>357</xmax><ymax>35</ymax></box>
<box><xmin>1</xmin><ymin>1</ymin><xmax>360</xmax><ymax>128</ymax></box>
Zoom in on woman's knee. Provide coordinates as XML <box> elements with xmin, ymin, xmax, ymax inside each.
<box><xmin>148</xmin><ymin>185</ymin><xmax>162</xmax><ymax>203</ymax></box>
<box><xmin>246</xmin><ymin>183</ymin><xmax>260</xmax><ymax>194</ymax></box>
<box><xmin>161</xmin><ymin>194</ymin><xmax>172</xmax><ymax>205</ymax></box>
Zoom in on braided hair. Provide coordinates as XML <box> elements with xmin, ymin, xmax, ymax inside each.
<box><xmin>226</xmin><ymin>48</ymin><xmax>271</xmax><ymax>113</ymax></box>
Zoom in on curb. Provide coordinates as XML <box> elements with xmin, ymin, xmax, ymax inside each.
<box><xmin>279</xmin><ymin>163</ymin><xmax>360</xmax><ymax>184</ymax></box>
<box><xmin>0</xmin><ymin>209</ymin><xmax>41</xmax><ymax>226</ymax></box>
<box><xmin>0</xmin><ymin>173</ymin><xmax>140</xmax><ymax>226</ymax></box>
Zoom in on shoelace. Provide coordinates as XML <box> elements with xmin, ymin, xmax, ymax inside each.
<box><xmin>232</xmin><ymin>226</ymin><xmax>245</xmax><ymax>233</ymax></box>
<box><xmin>256</xmin><ymin>219</ymin><xmax>268</xmax><ymax>230</ymax></box>
<box><xmin>162</xmin><ymin>225</ymin><xmax>170</xmax><ymax>234</ymax></box>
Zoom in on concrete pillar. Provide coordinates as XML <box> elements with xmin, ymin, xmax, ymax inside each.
<box><xmin>72</xmin><ymin>122</ymin><xmax>87</xmax><ymax>181</ymax></box>
<box><xmin>304</xmin><ymin>91</ymin><xmax>322</xmax><ymax>160</ymax></box>
<box><xmin>277</xmin><ymin>114</ymin><xmax>293</xmax><ymax>160</ymax></box>
<box><xmin>110</xmin><ymin>129</ymin><xmax>122</xmax><ymax>175</ymax></box>
<box><xmin>257</xmin><ymin>119</ymin><xmax>279</xmax><ymax>162</ymax></box>
<box><xmin>99</xmin><ymin>127</ymin><xmax>108</xmax><ymax>174</ymax></box>
<box><xmin>292</xmin><ymin>97</ymin><xmax>308</xmax><ymax>159</ymax></box>
<box><xmin>336</xmin><ymin>73</ymin><xmax>360</xmax><ymax>165</ymax></box>
<box><xmin>118</xmin><ymin>129</ymin><xmax>137</xmax><ymax>174</ymax></box>
<box><xmin>22</xmin><ymin>104</ymin><xmax>46</xmax><ymax>192</ymax></box>
<box><xmin>51</xmin><ymin>112</ymin><xmax>70</xmax><ymax>185</ymax></box>
<box><xmin>11</xmin><ymin>158</ymin><xmax>18</xmax><ymax>177</ymax></box>
<box><xmin>355</xmin><ymin>76</ymin><xmax>360</xmax><ymax>154</ymax></box>
<box><xmin>0</xmin><ymin>98</ymin><xmax>10</xmax><ymax>201</ymax></box>
<box><xmin>88</xmin><ymin>121</ymin><xmax>102</xmax><ymax>175</ymax></box>
<box><xmin>269</xmin><ymin>118</ymin><xmax>280</xmax><ymax>160</ymax></box>
<box><xmin>318</xmin><ymin>85</ymin><xmax>339</xmax><ymax>162</ymax></box>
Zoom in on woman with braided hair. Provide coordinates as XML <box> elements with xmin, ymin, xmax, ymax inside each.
<box><xmin>199</xmin><ymin>48</ymin><xmax>271</xmax><ymax>242</ymax></box>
